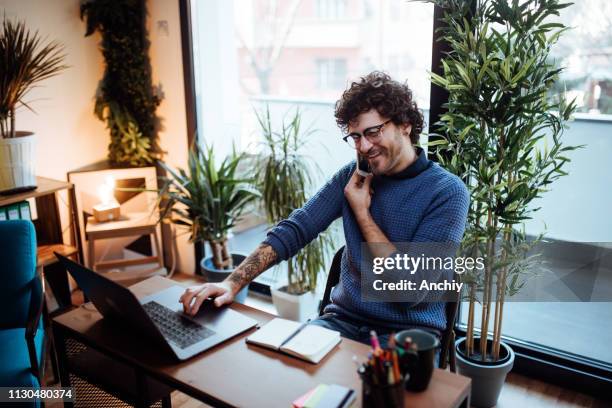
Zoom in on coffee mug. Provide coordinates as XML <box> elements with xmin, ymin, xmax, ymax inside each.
<box><xmin>395</xmin><ymin>329</ymin><xmax>440</xmax><ymax>392</ymax></box>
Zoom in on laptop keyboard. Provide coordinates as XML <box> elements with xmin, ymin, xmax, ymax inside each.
<box><xmin>142</xmin><ymin>301</ymin><xmax>216</xmax><ymax>349</ymax></box>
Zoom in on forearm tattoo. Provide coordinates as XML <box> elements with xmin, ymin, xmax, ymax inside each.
<box><xmin>227</xmin><ymin>243</ymin><xmax>277</xmax><ymax>290</ymax></box>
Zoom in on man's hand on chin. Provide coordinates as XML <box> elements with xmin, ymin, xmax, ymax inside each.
<box><xmin>344</xmin><ymin>170</ymin><xmax>373</xmax><ymax>219</ymax></box>
<box><xmin>345</xmin><ymin>170</ymin><xmax>396</xmax><ymax>257</ymax></box>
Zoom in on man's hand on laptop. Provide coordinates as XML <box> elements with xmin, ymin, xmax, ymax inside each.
<box><xmin>179</xmin><ymin>281</ymin><xmax>238</xmax><ymax>315</ymax></box>
<box><xmin>180</xmin><ymin>243</ymin><xmax>278</xmax><ymax>316</ymax></box>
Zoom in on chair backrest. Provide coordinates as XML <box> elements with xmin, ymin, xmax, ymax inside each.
<box><xmin>0</xmin><ymin>220</ymin><xmax>39</xmax><ymax>328</ymax></box>
<box><xmin>319</xmin><ymin>246</ymin><xmax>344</xmax><ymax>316</ymax></box>
<box><xmin>318</xmin><ymin>245</ymin><xmax>458</xmax><ymax>369</ymax></box>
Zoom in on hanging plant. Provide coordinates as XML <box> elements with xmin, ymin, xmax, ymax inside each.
<box><xmin>81</xmin><ymin>0</ymin><xmax>163</xmax><ymax>167</ymax></box>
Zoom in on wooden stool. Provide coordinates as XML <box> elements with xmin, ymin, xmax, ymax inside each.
<box><xmin>85</xmin><ymin>212</ymin><xmax>165</xmax><ymax>285</ymax></box>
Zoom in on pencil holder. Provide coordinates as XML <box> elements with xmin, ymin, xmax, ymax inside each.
<box><xmin>361</xmin><ymin>377</ymin><xmax>404</xmax><ymax>408</ymax></box>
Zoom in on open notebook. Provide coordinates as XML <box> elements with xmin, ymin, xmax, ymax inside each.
<box><xmin>246</xmin><ymin>318</ymin><xmax>341</xmax><ymax>364</ymax></box>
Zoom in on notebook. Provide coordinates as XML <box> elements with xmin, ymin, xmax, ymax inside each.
<box><xmin>293</xmin><ymin>384</ymin><xmax>356</xmax><ymax>408</ymax></box>
<box><xmin>246</xmin><ymin>318</ymin><xmax>341</xmax><ymax>363</ymax></box>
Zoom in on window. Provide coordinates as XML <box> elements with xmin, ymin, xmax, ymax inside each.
<box><xmin>316</xmin><ymin>0</ymin><xmax>347</xmax><ymax>20</ymax></box>
<box><xmin>184</xmin><ymin>0</ymin><xmax>610</xmax><ymax>393</ymax></box>
<box><xmin>551</xmin><ymin>0</ymin><xmax>612</xmax><ymax>117</ymax></box>
<box><xmin>189</xmin><ymin>0</ymin><xmax>434</xmax><ymax>290</ymax></box>
<box><xmin>457</xmin><ymin>0</ymin><xmax>612</xmax><ymax>372</ymax></box>
<box><xmin>316</xmin><ymin>58</ymin><xmax>347</xmax><ymax>90</ymax></box>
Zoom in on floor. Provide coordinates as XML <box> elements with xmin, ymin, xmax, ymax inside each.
<box><xmin>44</xmin><ymin>272</ymin><xmax>608</xmax><ymax>408</ymax></box>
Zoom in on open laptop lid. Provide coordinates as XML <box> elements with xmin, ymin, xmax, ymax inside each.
<box><xmin>55</xmin><ymin>253</ymin><xmax>174</xmax><ymax>355</ymax></box>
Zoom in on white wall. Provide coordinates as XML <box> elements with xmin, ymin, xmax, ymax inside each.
<box><xmin>0</xmin><ymin>0</ymin><xmax>194</xmax><ymax>274</ymax></box>
<box><xmin>148</xmin><ymin>0</ymin><xmax>193</xmax><ymax>275</ymax></box>
<box><xmin>0</xmin><ymin>0</ymin><xmax>108</xmax><ymax>178</ymax></box>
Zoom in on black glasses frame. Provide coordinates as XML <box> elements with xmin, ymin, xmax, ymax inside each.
<box><xmin>342</xmin><ymin>119</ymin><xmax>392</xmax><ymax>148</ymax></box>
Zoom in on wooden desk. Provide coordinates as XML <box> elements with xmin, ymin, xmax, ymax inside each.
<box><xmin>52</xmin><ymin>276</ymin><xmax>471</xmax><ymax>408</ymax></box>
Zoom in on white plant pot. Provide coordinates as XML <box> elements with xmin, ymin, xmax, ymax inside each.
<box><xmin>271</xmin><ymin>287</ymin><xmax>319</xmax><ymax>322</ymax></box>
<box><xmin>0</xmin><ymin>132</ymin><xmax>37</xmax><ymax>193</ymax></box>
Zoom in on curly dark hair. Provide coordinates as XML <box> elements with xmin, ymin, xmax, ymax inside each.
<box><xmin>334</xmin><ymin>71</ymin><xmax>424</xmax><ymax>144</ymax></box>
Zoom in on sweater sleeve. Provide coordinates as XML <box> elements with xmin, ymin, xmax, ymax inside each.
<box><xmin>263</xmin><ymin>163</ymin><xmax>354</xmax><ymax>261</ymax></box>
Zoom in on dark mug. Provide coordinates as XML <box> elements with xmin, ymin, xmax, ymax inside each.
<box><xmin>395</xmin><ymin>329</ymin><xmax>440</xmax><ymax>392</ymax></box>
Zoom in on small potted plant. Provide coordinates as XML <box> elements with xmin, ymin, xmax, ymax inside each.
<box><xmin>254</xmin><ymin>107</ymin><xmax>334</xmax><ymax>321</ymax></box>
<box><xmin>158</xmin><ymin>143</ymin><xmax>260</xmax><ymax>303</ymax></box>
<box><xmin>428</xmin><ymin>0</ymin><xmax>578</xmax><ymax>406</ymax></box>
<box><xmin>0</xmin><ymin>18</ymin><xmax>67</xmax><ymax>193</ymax></box>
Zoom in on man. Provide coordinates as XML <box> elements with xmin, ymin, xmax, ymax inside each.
<box><xmin>180</xmin><ymin>71</ymin><xmax>469</xmax><ymax>346</ymax></box>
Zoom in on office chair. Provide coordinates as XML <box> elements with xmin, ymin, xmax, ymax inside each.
<box><xmin>319</xmin><ymin>246</ymin><xmax>458</xmax><ymax>372</ymax></box>
<box><xmin>0</xmin><ymin>220</ymin><xmax>48</xmax><ymax>407</ymax></box>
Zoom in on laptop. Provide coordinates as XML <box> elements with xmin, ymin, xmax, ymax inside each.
<box><xmin>55</xmin><ymin>254</ymin><xmax>258</xmax><ymax>360</ymax></box>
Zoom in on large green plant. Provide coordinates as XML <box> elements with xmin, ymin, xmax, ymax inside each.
<box><xmin>427</xmin><ymin>0</ymin><xmax>579</xmax><ymax>362</ymax></box>
<box><xmin>0</xmin><ymin>18</ymin><xmax>67</xmax><ymax>138</ymax></box>
<box><xmin>158</xmin><ymin>144</ymin><xmax>260</xmax><ymax>270</ymax></box>
<box><xmin>255</xmin><ymin>107</ymin><xmax>334</xmax><ymax>295</ymax></box>
<box><xmin>81</xmin><ymin>0</ymin><xmax>162</xmax><ymax>166</ymax></box>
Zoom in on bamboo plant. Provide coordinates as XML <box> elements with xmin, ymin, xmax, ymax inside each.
<box><xmin>157</xmin><ymin>144</ymin><xmax>260</xmax><ymax>270</ymax></box>
<box><xmin>0</xmin><ymin>18</ymin><xmax>67</xmax><ymax>138</ymax></box>
<box><xmin>427</xmin><ymin>0</ymin><xmax>579</xmax><ymax>361</ymax></box>
<box><xmin>254</xmin><ymin>107</ymin><xmax>334</xmax><ymax>295</ymax></box>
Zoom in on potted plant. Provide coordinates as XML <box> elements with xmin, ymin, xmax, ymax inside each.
<box><xmin>158</xmin><ymin>143</ymin><xmax>260</xmax><ymax>303</ymax></box>
<box><xmin>427</xmin><ymin>0</ymin><xmax>578</xmax><ymax>406</ymax></box>
<box><xmin>254</xmin><ymin>107</ymin><xmax>334</xmax><ymax>322</ymax></box>
<box><xmin>0</xmin><ymin>18</ymin><xmax>67</xmax><ymax>193</ymax></box>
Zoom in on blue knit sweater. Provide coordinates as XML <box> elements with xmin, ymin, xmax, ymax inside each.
<box><xmin>264</xmin><ymin>148</ymin><xmax>469</xmax><ymax>331</ymax></box>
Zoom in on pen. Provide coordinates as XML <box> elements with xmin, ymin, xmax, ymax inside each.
<box><xmin>388</xmin><ymin>332</ymin><xmax>396</xmax><ymax>349</ymax></box>
<box><xmin>392</xmin><ymin>350</ymin><xmax>401</xmax><ymax>381</ymax></box>
<box><xmin>370</xmin><ymin>330</ymin><xmax>381</xmax><ymax>351</ymax></box>
<box><xmin>278</xmin><ymin>319</ymin><xmax>311</xmax><ymax>348</ymax></box>
<box><xmin>387</xmin><ymin>362</ymin><xmax>395</xmax><ymax>385</ymax></box>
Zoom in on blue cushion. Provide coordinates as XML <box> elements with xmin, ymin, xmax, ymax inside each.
<box><xmin>0</xmin><ymin>220</ymin><xmax>38</xmax><ymax>328</ymax></box>
<box><xmin>0</xmin><ymin>325</ymin><xmax>44</xmax><ymax>388</ymax></box>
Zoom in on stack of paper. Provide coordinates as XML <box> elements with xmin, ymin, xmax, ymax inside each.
<box><xmin>292</xmin><ymin>384</ymin><xmax>356</xmax><ymax>408</ymax></box>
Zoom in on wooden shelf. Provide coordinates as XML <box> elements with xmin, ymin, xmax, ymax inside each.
<box><xmin>37</xmin><ymin>244</ymin><xmax>78</xmax><ymax>268</ymax></box>
<box><xmin>0</xmin><ymin>176</ymin><xmax>73</xmax><ymax>207</ymax></box>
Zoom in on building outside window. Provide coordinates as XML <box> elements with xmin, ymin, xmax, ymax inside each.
<box><xmin>316</xmin><ymin>58</ymin><xmax>348</xmax><ymax>90</ymax></box>
<box><xmin>316</xmin><ymin>0</ymin><xmax>348</xmax><ymax>20</ymax></box>
<box><xmin>551</xmin><ymin>0</ymin><xmax>612</xmax><ymax>117</ymax></box>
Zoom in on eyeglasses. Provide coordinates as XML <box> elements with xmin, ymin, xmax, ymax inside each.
<box><xmin>342</xmin><ymin>119</ymin><xmax>392</xmax><ymax>149</ymax></box>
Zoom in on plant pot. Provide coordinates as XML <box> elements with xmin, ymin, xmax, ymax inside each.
<box><xmin>200</xmin><ymin>253</ymin><xmax>249</xmax><ymax>304</ymax></box>
<box><xmin>271</xmin><ymin>286</ymin><xmax>318</xmax><ymax>322</ymax></box>
<box><xmin>455</xmin><ymin>337</ymin><xmax>515</xmax><ymax>408</ymax></box>
<box><xmin>0</xmin><ymin>132</ymin><xmax>37</xmax><ymax>194</ymax></box>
